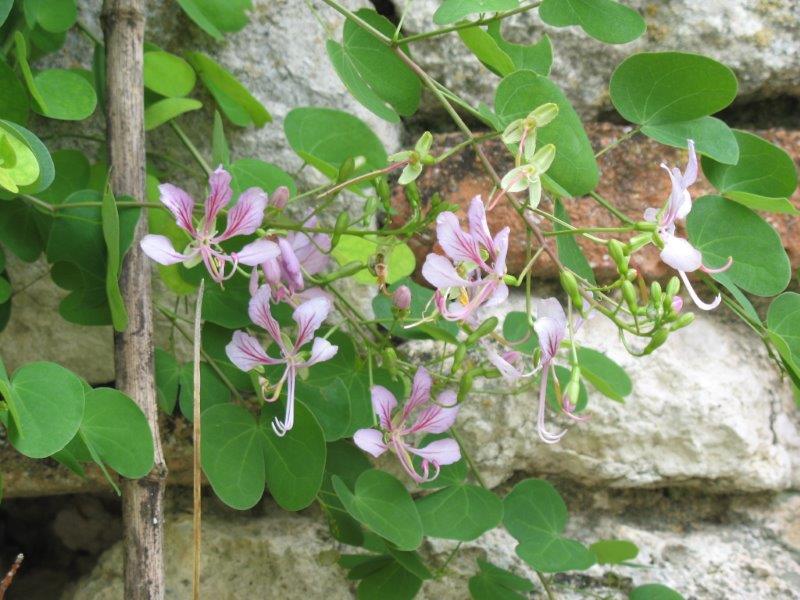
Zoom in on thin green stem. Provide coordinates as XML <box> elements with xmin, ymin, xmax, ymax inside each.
<box><xmin>595</xmin><ymin>126</ymin><xmax>641</xmax><ymax>158</ymax></box>
<box><xmin>537</xmin><ymin>571</ymin><xmax>557</xmax><ymax>600</ymax></box>
<box><xmin>170</xmin><ymin>122</ymin><xmax>213</xmax><ymax>176</ymax></box>
<box><xmin>588</xmin><ymin>191</ymin><xmax>635</xmax><ymax>225</ymax></box>
<box><xmin>318</xmin><ymin>0</ymin><xmax>392</xmax><ymax>43</ymax></box>
<box><xmin>451</xmin><ymin>428</ymin><xmax>488</xmax><ymax>489</ymax></box>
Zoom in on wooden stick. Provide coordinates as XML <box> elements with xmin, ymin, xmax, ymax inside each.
<box><xmin>0</xmin><ymin>554</ymin><xmax>24</xmax><ymax>600</ymax></box>
<box><xmin>101</xmin><ymin>1</ymin><xmax>167</xmax><ymax>598</ymax></box>
<box><xmin>192</xmin><ymin>279</ymin><xmax>205</xmax><ymax>600</ymax></box>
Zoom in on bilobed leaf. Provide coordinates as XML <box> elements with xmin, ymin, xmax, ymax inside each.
<box><xmin>259</xmin><ymin>401</ymin><xmax>326</xmax><ymax>511</ymax></box>
<box><xmin>589</xmin><ymin>539</ymin><xmax>639</xmax><ymax>564</ymax></box>
<box><xmin>486</xmin><ymin>23</ymin><xmax>552</xmax><ymax>74</ymax></box>
<box><xmin>38</xmin><ymin>149</ymin><xmax>91</xmax><ymax>204</ymax></box>
<box><xmin>331</xmin><ymin>235</ymin><xmax>415</xmax><ymax>285</ymax></box>
<box><xmin>176</xmin><ymin>0</ymin><xmax>251</xmax><ymax>40</ymax></box>
<box><xmin>100</xmin><ymin>176</ymin><xmax>128</xmax><ymax>331</ymax></box>
<box><xmin>575</xmin><ymin>347</ymin><xmax>631</xmax><ymax>402</ymax></box>
<box><xmin>0</xmin><ymin>124</ymin><xmax>40</xmax><ymax>194</ymax></box>
<box><xmin>701</xmin><ymin>130</ymin><xmax>798</xmax><ymax>213</ymax></box>
<box><xmin>629</xmin><ymin>583</ymin><xmax>685</xmax><ymax>600</ymax></box>
<box><xmin>458</xmin><ymin>26</ymin><xmax>515</xmax><ymax>77</ymax></box>
<box><xmin>144</xmin><ymin>97</ymin><xmax>202</xmax><ymax>130</ymax></box>
<box><xmin>187</xmin><ymin>52</ymin><xmax>270</xmax><ymax>127</ymax></box>
<box><xmin>0</xmin><ymin>199</ymin><xmax>47</xmax><ymax>261</ymax></box>
<box><xmin>642</xmin><ymin>117</ymin><xmax>739</xmax><ymax>165</ymax></box>
<box><xmin>554</xmin><ymin>198</ymin><xmax>595</xmax><ymax>284</ymax></box>
<box><xmin>202</xmin><ymin>403</ymin><xmax>265</xmax><ymax>509</ymax></box>
<box><xmin>686</xmin><ymin>195</ymin><xmax>790</xmax><ymax>296</ymax></box>
<box><xmin>468</xmin><ymin>559</ymin><xmax>534</xmax><ymax>600</ymax></box>
<box><xmin>434</xmin><ymin>0</ymin><xmax>518</xmax><ymax>24</ymax></box>
<box><xmin>0</xmin><ymin>120</ymin><xmax>54</xmax><ymax>194</ymax></box>
<box><xmin>539</xmin><ymin>0</ymin><xmax>645</xmax><ymax>44</ymax></box>
<box><xmin>178</xmin><ymin>362</ymin><xmax>231</xmax><ymax>421</ymax></box>
<box><xmin>416</xmin><ymin>484</ymin><xmax>503</xmax><ymax>541</ymax></box>
<box><xmin>229</xmin><ymin>158</ymin><xmax>295</xmax><ymax>196</ymax></box>
<box><xmin>319</xmin><ymin>440</ymin><xmax>371</xmax><ymax>546</ymax></box>
<box><xmin>516</xmin><ymin>534</ymin><xmax>596</xmax><ymax>572</ymax></box>
<box><xmin>495</xmin><ymin>71</ymin><xmax>598</xmax><ymax>196</ymax></box>
<box><xmin>32</xmin><ymin>69</ymin><xmax>97</xmax><ymax>121</ymax></box>
<box><xmin>610</xmin><ymin>52</ymin><xmax>738</xmax><ymax>126</ymax></box>
<box><xmin>356</xmin><ymin>558</ymin><xmax>423</xmax><ymax>600</ymax></box>
<box><xmin>80</xmin><ymin>387</ymin><xmax>154</xmax><ymax>478</ymax></box>
<box><xmin>0</xmin><ymin>59</ymin><xmax>30</xmax><ymax>123</ymax></box>
<box><xmin>333</xmin><ymin>469</ymin><xmax>424</xmax><ymax>551</ymax></box>
<box><xmin>284</xmin><ymin>107</ymin><xmax>387</xmax><ymax>180</ymax></box>
<box><xmin>4</xmin><ymin>361</ymin><xmax>85</xmax><ymax>458</ymax></box>
<box><xmin>201</xmin><ymin>276</ymin><xmax>251</xmax><ymax>328</ymax></box>
<box><xmin>767</xmin><ymin>293</ymin><xmax>800</xmax><ymax>375</ymax></box>
<box><xmin>144</xmin><ymin>51</ymin><xmax>196</xmax><ymax>98</ymax></box>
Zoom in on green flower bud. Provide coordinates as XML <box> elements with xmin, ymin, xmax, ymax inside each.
<box><xmin>650</xmin><ymin>281</ymin><xmax>663</xmax><ymax>306</ymax></box>
<box><xmin>331</xmin><ymin>212</ymin><xmax>349</xmax><ymax>248</ymax></box>
<box><xmin>643</xmin><ymin>329</ymin><xmax>669</xmax><ymax>355</ymax></box>
<box><xmin>622</xmin><ymin>280</ymin><xmax>638</xmax><ymax>311</ymax></box>
<box><xmin>451</xmin><ymin>344</ymin><xmax>467</xmax><ymax>374</ymax></box>
<box><xmin>337</xmin><ymin>156</ymin><xmax>355</xmax><ymax>183</ymax></box>
<box><xmin>457</xmin><ymin>371</ymin><xmax>475</xmax><ymax>403</ymax></box>
<box><xmin>559</xmin><ymin>271</ymin><xmax>582</xmax><ymax>308</ymax></box>
<box><xmin>666</xmin><ymin>276</ymin><xmax>681</xmax><ymax>298</ymax></box>
<box><xmin>671</xmin><ymin>313</ymin><xmax>695</xmax><ymax>330</ymax></box>
<box><xmin>634</xmin><ymin>221</ymin><xmax>658</xmax><ymax>232</ymax></box>
<box><xmin>375</xmin><ymin>175</ymin><xmax>391</xmax><ymax>203</ymax></box>
<box><xmin>529</xmin><ymin>102</ymin><xmax>559</xmax><ymax>128</ymax></box>
<box><xmin>466</xmin><ymin>316</ymin><xmax>499</xmax><ymax>345</ymax></box>
<box><xmin>382</xmin><ymin>347</ymin><xmax>398</xmax><ymax>378</ymax></box>
<box><xmin>608</xmin><ymin>239</ymin><xmax>628</xmax><ymax>273</ymax></box>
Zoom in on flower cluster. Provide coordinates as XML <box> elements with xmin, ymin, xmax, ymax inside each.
<box><xmin>354</xmin><ymin>367</ymin><xmax>461</xmax><ymax>483</ymax></box>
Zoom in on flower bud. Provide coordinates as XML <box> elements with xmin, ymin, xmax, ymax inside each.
<box><xmin>331</xmin><ymin>212</ymin><xmax>349</xmax><ymax>249</ymax></box>
<box><xmin>451</xmin><ymin>343</ymin><xmax>467</xmax><ymax>374</ymax></box>
<box><xmin>457</xmin><ymin>371</ymin><xmax>475</xmax><ymax>403</ymax></box>
<box><xmin>650</xmin><ymin>281</ymin><xmax>663</xmax><ymax>306</ymax></box>
<box><xmin>671</xmin><ymin>312</ymin><xmax>694</xmax><ymax>330</ymax></box>
<box><xmin>466</xmin><ymin>316</ymin><xmax>499</xmax><ymax>345</ymax></box>
<box><xmin>671</xmin><ymin>295</ymin><xmax>683</xmax><ymax>313</ymax></box>
<box><xmin>621</xmin><ymin>280</ymin><xmax>638</xmax><ymax>312</ymax></box>
<box><xmin>392</xmin><ymin>285</ymin><xmax>411</xmax><ymax>310</ymax></box>
<box><xmin>270</xmin><ymin>186</ymin><xmax>289</xmax><ymax>210</ymax></box>
<box><xmin>374</xmin><ymin>176</ymin><xmax>391</xmax><ymax>203</ymax></box>
<box><xmin>382</xmin><ymin>347</ymin><xmax>398</xmax><ymax>377</ymax></box>
<box><xmin>634</xmin><ymin>220</ymin><xmax>658</xmax><ymax>232</ymax></box>
<box><xmin>415</xmin><ymin>131</ymin><xmax>433</xmax><ymax>156</ymax></box>
<box><xmin>643</xmin><ymin>329</ymin><xmax>669</xmax><ymax>354</ymax></box>
<box><xmin>608</xmin><ymin>239</ymin><xmax>628</xmax><ymax>274</ymax></box>
<box><xmin>530</xmin><ymin>143</ymin><xmax>556</xmax><ymax>173</ymax></box>
<box><xmin>666</xmin><ymin>276</ymin><xmax>680</xmax><ymax>298</ymax></box>
<box><xmin>560</xmin><ymin>271</ymin><xmax>582</xmax><ymax>308</ymax></box>
<box><xmin>529</xmin><ymin>102</ymin><xmax>559</xmax><ymax>128</ymax></box>
<box><xmin>337</xmin><ymin>156</ymin><xmax>356</xmax><ymax>183</ymax></box>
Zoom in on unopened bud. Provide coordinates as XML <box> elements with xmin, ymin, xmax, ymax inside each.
<box><xmin>331</xmin><ymin>212</ymin><xmax>349</xmax><ymax>249</ymax></box>
<box><xmin>560</xmin><ymin>271</ymin><xmax>582</xmax><ymax>308</ymax></box>
<box><xmin>375</xmin><ymin>176</ymin><xmax>390</xmax><ymax>203</ymax></box>
<box><xmin>634</xmin><ymin>220</ymin><xmax>658</xmax><ymax>232</ymax></box>
<box><xmin>643</xmin><ymin>329</ymin><xmax>669</xmax><ymax>354</ymax></box>
<box><xmin>671</xmin><ymin>295</ymin><xmax>683</xmax><ymax>313</ymax></box>
<box><xmin>608</xmin><ymin>239</ymin><xmax>628</xmax><ymax>273</ymax></box>
<box><xmin>671</xmin><ymin>312</ymin><xmax>694</xmax><ymax>330</ymax></box>
<box><xmin>337</xmin><ymin>156</ymin><xmax>356</xmax><ymax>183</ymax></box>
<box><xmin>466</xmin><ymin>316</ymin><xmax>499</xmax><ymax>345</ymax></box>
<box><xmin>382</xmin><ymin>347</ymin><xmax>398</xmax><ymax>377</ymax></box>
<box><xmin>457</xmin><ymin>371</ymin><xmax>475</xmax><ymax>403</ymax></box>
<box><xmin>650</xmin><ymin>281</ymin><xmax>663</xmax><ymax>306</ymax></box>
<box><xmin>621</xmin><ymin>280</ymin><xmax>638</xmax><ymax>311</ymax></box>
<box><xmin>451</xmin><ymin>344</ymin><xmax>467</xmax><ymax>374</ymax></box>
<box><xmin>666</xmin><ymin>276</ymin><xmax>680</xmax><ymax>298</ymax></box>
<box><xmin>270</xmin><ymin>186</ymin><xmax>289</xmax><ymax>210</ymax></box>
<box><xmin>392</xmin><ymin>285</ymin><xmax>411</xmax><ymax>310</ymax></box>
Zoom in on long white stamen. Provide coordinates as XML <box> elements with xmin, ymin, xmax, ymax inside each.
<box><xmin>678</xmin><ymin>270</ymin><xmax>721</xmax><ymax>311</ymax></box>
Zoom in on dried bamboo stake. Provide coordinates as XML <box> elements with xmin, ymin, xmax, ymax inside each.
<box><xmin>192</xmin><ymin>279</ymin><xmax>205</xmax><ymax>600</ymax></box>
<box><xmin>101</xmin><ymin>1</ymin><xmax>167</xmax><ymax>598</ymax></box>
<box><xmin>0</xmin><ymin>554</ymin><xmax>23</xmax><ymax>600</ymax></box>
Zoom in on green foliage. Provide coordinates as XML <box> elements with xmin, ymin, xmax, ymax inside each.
<box><xmin>31</xmin><ymin>0</ymin><xmax>77</xmax><ymax>33</ymax></box>
<box><xmin>576</xmin><ymin>347</ymin><xmax>632</xmax><ymax>402</ymax></box>
<box><xmin>486</xmin><ymin>24</ymin><xmax>552</xmax><ymax>74</ymax></box>
<box><xmin>331</xmin><ymin>235</ymin><xmax>415</xmax><ymax>285</ymax></box>
<box><xmin>642</xmin><ymin>117</ymin><xmax>739</xmax><ymax>166</ymax></box>
<box><xmin>554</xmin><ymin>198</ymin><xmax>596</xmax><ymax>284</ymax></box>
<box><xmin>176</xmin><ymin>0</ymin><xmax>252</xmax><ymax>40</ymax></box>
<box><xmin>495</xmin><ymin>71</ymin><xmax>598</xmax><ymax>196</ymax></box>
<box><xmin>0</xmin><ymin>120</ymin><xmax>54</xmax><ymax>194</ymax></box>
<box><xmin>0</xmin><ymin>59</ymin><xmax>30</xmax><ymax>123</ymax></box>
<box><xmin>610</xmin><ymin>52</ymin><xmax>737</xmax><ymax>126</ymax></box>
<box><xmin>100</xmin><ymin>176</ymin><xmax>128</xmax><ymax>332</ymax></box>
<box><xmin>434</xmin><ymin>0</ymin><xmax>518</xmax><ymax>24</ymax></box>
<box><xmin>767</xmin><ymin>293</ymin><xmax>800</xmax><ymax>387</ymax></box>
<box><xmin>503</xmin><ymin>311</ymin><xmax>538</xmax><ymax>354</ymax></box>
<box><xmin>539</xmin><ymin>0</ymin><xmax>646</xmax><ymax>44</ymax></box>
<box><xmin>687</xmin><ymin>195</ymin><xmax>790</xmax><ymax>296</ymax></box>
<box><xmin>415</xmin><ymin>484</ymin><xmax>503</xmax><ymax>541</ymax></box>
<box><xmin>701</xmin><ymin>130</ymin><xmax>798</xmax><ymax>214</ymax></box>
<box><xmin>589</xmin><ymin>539</ymin><xmax>639</xmax><ymax>564</ymax></box>
<box><xmin>32</xmin><ymin>69</ymin><xmax>97</xmax><ymax>121</ymax></box>
<box><xmin>144</xmin><ymin>51</ymin><xmax>196</xmax><ymax>98</ymax></box>
<box><xmin>468</xmin><ymin>559</ymin><xmax>534</xmax><ymax>600</ymax></box>
<box><xmin>629</xmin><ymin>583</ymin><xmax>685</xmax><ymax>600</ymax></box>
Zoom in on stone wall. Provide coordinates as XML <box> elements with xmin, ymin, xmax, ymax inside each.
<box><xmin>1</xmin><ymin>1</ymin><xmax>799</xmax><ymax>598</ymax></box>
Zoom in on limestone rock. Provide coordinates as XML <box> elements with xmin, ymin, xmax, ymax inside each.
<box><xmin>407</xmin><ymin>291</ymin><xmax>800</xmax><ymax>492</ymax></box>
<box><xmin>404</xmin><ymin>0</ymin><xmax>800</xmax><ymax>118</ymax></box>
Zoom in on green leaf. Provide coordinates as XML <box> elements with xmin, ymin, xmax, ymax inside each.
<box><xmin>642</xmin><ymin>117</ymin><xmax>739</xmax><ymax>165</ymax></box>
<box><xmin>539</xmin><ymin>0</ymin><xmax>645</xmax><ymax>44</ymax></box>
<box><xmin>686</xmin><ymin>195</ymin><xmax>790</xmax><ymax>296</ymax></box>
<box><xmin>144</xmin><ymin>51</ymin><xmax>196</xmax><ymax>98</ymax></box>
<box><xmin>34</xmin><ymin>0</ymin><xmax>76</xmax><ymax>33</ymax></box>
<box><xmin>178</xmin><ymin>362</ymin><xmax>231</xmax><ymax>421</ymax></box>
<box><xmin>176</xmin><ymin>0</ymin><xmax>251</xmax><ymax>40</ymax></box>
<box><xmin>434</xmin><ymin>0</ymin><xmax>518</xmax><ymax>24</ymax></box>
<box><xmin>32</xmin><ymin>69</ymin><xmax>97</xmax><ymax>121</ymax></box>
<box><xmin>356</xmin><ymin>558</ymin><xmax>423</xmax><ymax>600</ymax></box>
<box><xmin>0</xmin><ymin>59</ymin><xmax>30</xmax><ymax>123</ymax></box>
<box><xmin>100</xmin><ymin>176</ymin><xmax>128</xmax><ymax>332</ymax></box>
<box><xmin>610</xmin><ymin>52</ymin><xmax>738</xmax><ymax>126</ymax></box>
<box><xmin>229</xmin><ymin>158</ymin><xmax>295</xmax><ymax>196</ymax></box>
<box><xmin>37</xmin><ymin>149</ymin><xmax>90</xmax><ymax>204</ymax></box>
<box><xmin>186</xmin><ymin>52</ymin><xmax>270</xmax><ymax>128</ymax></box>
<box><xmin>333</xmin><ymin>469</ymin><xmax>424</xmax><ymax>550</ymax></box>
<box><xmin>495</xmin><ymin>71</ymin><xmax>598</xmax><ymax>196</ymax></box>
<box><xmin>554</xmin><ymin>198</ymin><xmax>595</xmax><ymax>284</ymax></box>
<box><xmin>629</xmin><ymin>583</ymin><xmax>685</xmax><ymax>600</ymax></box>
<box><xmin>0</xmin><ymin>0</ymin><xmax>12</xmax><ymax>27</ymax></box>
<box><xmin>546</xmin><ymin>365</ymin><xmax>588</xmax><ymax>412</ymax></box>
<box><xmin>469</xmin><ymin>559</ymin><xmax>534</xmax><ymax>600</ymax></box>
<box><xmin>80</xmin><ymin>387</ymin><xmax>154</xmax><ymax>478</ymax></box>
<box><xmin>155</xmin><ymin>349</ymin><xmax>182</xmax><ymax>414</ymax></box>
<box><xmin>767</xmin><ymin>292</ymin><xmax>800</xmax><ymax>375</ymax></box>
<box><xmin>202</xmin><ymin>323</ymin><xmax>252</xmax><ymax>390</ymax></box>
<box><xmin>13</xmin><ymin>31</ymin><xmax>48</xmax><ymax>114</ymax></box>
<box><xmin>701</xmin><ymin>130</ymin><xmax>798</xmax><ymax>213</ymax></box>
<box><xmin>327</xmin><ymin>39</ymin><xmax>399</xmax><ymax>123</ymax></box>
<box><xmin>713</xmin><ymin>271</ymin><xmax>760</xmax><ymax>323</ymax></box>
<box><xmin>284</xmin><ymin>107</ymin><xmax>387</xmax><ymax>180</ymax></box>
<box><xmin>0</xmin><ymin>124</ymin><xmax>40</xmax><ymax>194</ymax></box>
<box><xmin>458</xmin><ymin>26</ymin><xmax>515</xmax><ymax>77</ymax></box>
<box><xmin>202</xmin><ymin>403</ymin><xmax>265</xmax><ymax>509</ymax></box>
<box><xmin>144</xmin><ymin>97</ymin><xmax>202</xmax><ymax>131</ymax></box>
<box><xmin>0</xmin><ymin>199</ymin><xmax>47</xmax><ymax>261</ymax></box>
<box><xmin>296</xmin><ymin>370</ymin><xmax>368</xmax><ymax>441</ymax></box>
<box><xmin>486</xmin><ymin>23</ymin><xmax>552</xmax><ymax>75</ymax></box>
<box><xmin>575</xmin><ymin>347</ymin><xmax>631</xmax><ymax>402</ymax></box>
<box><xmin>331</xmin><ymin>235</ymin><xmax>415</xmax><ymax>285</ymax></box>
<box><xmin>319</xmin><ymin>440</ymin><xmax>372</xmax><ymax>546</ymax></box>
<box><xmin>201</xmin><ymin>276</ymin><xmax>251</xmax><ymax>328</ymax></box>
<box><xmin>212</xmin><ymin>111</ymin><xmax>230</xmax><ymax>168</ymax></box>
<box><xmin>387</xmin><ymin>548</ymin><xmax>433</xmax><ymax>581</ymax></box>
<box><xmin>0</xmin><ymin>276</ymin><xmax>9</xmax><ymax>304</ymax></box>
<box><xmin>259</xmin><ymin>401</ymin><xmax>326</xmax><ymax>511</ymax></box>
<box><xmin>416</xmin><ymin>484</ymin><xmax>503</xmax><ymax>541</ymax></box>
<box><xmin>0</xmin><ymin>120</ymin><xmax>55</xmax><ymax>194</ymax></box>
<box><xmin>503</xmin><ymin>311</ymin><xmax>538</xmax><ymax>354</ymax></box>
<box><xmin>589</xmin><ymin>539</ymin><xmax>639</xmax><ymax>564</ymax></box>
<box><xmin>516</xmin><ymin>534</ymin><xmax>596</xmax><ymax>573</ymax></box>
<box><xmin>4</xmin><ymin>361</ymin><xmax>85</xmax><ymax>458</ymax></box>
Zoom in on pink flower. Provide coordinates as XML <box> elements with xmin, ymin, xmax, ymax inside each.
<box><xmin>353</xmin><ymin>367</ymin><xmax>461</xmax><ymax>483</ymax></box>
<box><xmin>645</xmin><ymin>140</ymin><xmax>732</xmax><ymax>310</ymax></box>
<box><xmin>532</xmin><ymin>298</ymin><xmax>570</xmax><ymax>444</ymax></box>
<box><xmin>253</xmin><ymin>216</ymin><xmax>331</xmax><ymax>303</ymax></box>
<box><xmin>225</xmin><ymin>285</ymin><xmax>338</xmax><ymax>436</ymax></box>
<box><xmin>421</xmin><ymin>196</ymin><xmax>509</xmax><ymax>322</ymax></box>
<box><xmin>140</xmin><ymin>167</ymin><xmax>279</xmax><ymax>283</ymax></box>
<box><xmin>392</xmin><ymin>285</ymin><xmax>412</xmax><ymax>310</ymax></box>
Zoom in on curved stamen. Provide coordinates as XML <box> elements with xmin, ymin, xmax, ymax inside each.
<box><xmin>678</xmin><ymin>270</ymin><xmax>721</xmax><ymax>311</ymax></box>
<box><xmin>537</xmin><ymin>364</ymin><xmax>567</xmax><ymax>444</ymax></box>
<box><xmin>700</xmin><ymin>256</ymin><xmax>733</xmax><ymax>274</ymax></box>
